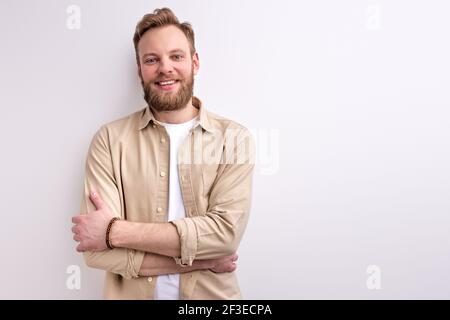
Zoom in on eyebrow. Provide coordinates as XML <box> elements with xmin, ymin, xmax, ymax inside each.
<box><xmin>142</xmin><ymin>49</ymin><xmax>186</xmax><ymax>58</ymax></box>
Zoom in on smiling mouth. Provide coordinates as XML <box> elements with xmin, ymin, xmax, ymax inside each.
<box><xmin>154</xmin><ymin>79</ymin><xmax>180</xmax><ymax>89</ymax></box>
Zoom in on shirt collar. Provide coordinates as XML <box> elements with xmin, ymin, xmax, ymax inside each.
<box><xmin>138</xmin><ymin>96</ymin><xmax>213</xmax><ymax>132</ymax></box>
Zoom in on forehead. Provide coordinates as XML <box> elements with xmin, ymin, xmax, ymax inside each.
<box><xmin>138</xmin><ymin>25</ymin><xmax>190</xmax><ymax>55</ymax></box>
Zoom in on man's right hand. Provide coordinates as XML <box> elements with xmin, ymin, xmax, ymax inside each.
<box><xmin>208</xmin><ymin>253</ymin><xmax>238</xmax><ymax>273</ymax></box>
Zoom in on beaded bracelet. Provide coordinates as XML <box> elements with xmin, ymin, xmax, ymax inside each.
<box><xmin>106</xmin><ymin>217</ymin><xmax>120</xmax><ymax>250</ymax></box>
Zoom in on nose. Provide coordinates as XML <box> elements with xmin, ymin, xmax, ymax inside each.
<box><xmin>158</xmin><ymin>56</ymin><xmax>174</xmax><ymax>74</ymax></box>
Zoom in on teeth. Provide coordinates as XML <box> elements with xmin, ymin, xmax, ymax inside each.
<box><xmin>159</xmin><ymin>80</ymin><xmax>176</xmax><ymax>86</ymax></box>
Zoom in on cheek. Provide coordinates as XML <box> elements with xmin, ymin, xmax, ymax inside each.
<box><xmin>178</xmin><ymin>66</ymin><xmax>193</xmax><ymax>79</ymax></box>
<box><xmin>140</xmin><ymin>67</ymin><xmax>156</xmax><ymax>83</ymax></box>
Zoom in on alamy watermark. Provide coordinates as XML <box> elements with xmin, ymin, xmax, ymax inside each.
<box><xmin>366</xmin><ymin>265</ymin><xmax>382</xmax><ymax>290</ymax></box>
<box><xmin>366</xmin><ymin>5</ymin><xmax>382</xmax><ymax>30</ymax></box>
<box><xmin>66</xmin><ymin>264</ymin><xmax>81</xmax><ymax>290</ymax></box>
<box><xmin>177</xmin><ymin>127</ymin><xmax>280</xmax><ymax>175</ymax></box>
<box><xmin>66</xmin><ymin>5</ymin><xmax>81</xmax><ymax>30</ymax></box>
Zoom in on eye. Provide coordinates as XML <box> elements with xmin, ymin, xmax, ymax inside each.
<box><xmin>172</xmin><ymin>54</ymin><xmax>183</xmax><ymax>60</ymax></box>
<box><xmin>145</xmin><ymin>57</ymin><xmax>158</xmax><ymax>65</ymax></box>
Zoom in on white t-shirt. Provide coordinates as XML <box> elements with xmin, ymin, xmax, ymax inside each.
<box><xmin>154</xmin><ymin>116</ymin><xmax>198</xmax><ymax>300</ymax></box>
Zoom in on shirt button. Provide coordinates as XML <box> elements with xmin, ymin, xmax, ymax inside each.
<box><xmin>147</xmin><ymin>276</ymin><xmax>153</xmax><ymax>283</ymax></box>
<box><xmin>160</xmin><ymin>137</ymin><xmax>166</xmax><ymax>143</ymax></box>
<box><xmin>181</xmin><ymin>175</ymin><xmax>186</xmax><ymax>182</ymax></box>
<box><xmin>152</xmin><ymin>124</ymin><xmax>157</xmax><ymax>128</ymax></box>
<box><xmin>157</xmin><ymin>207</ymin><xmax>162</xmax><ymax>213</ymax></box>
<box><xmin>160</xmin><ymin>171</ymin><xmax>166</xmax><ymax>177</ymax></box>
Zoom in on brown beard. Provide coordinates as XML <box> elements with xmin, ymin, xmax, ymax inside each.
<box><xmin>142</xmin><ymin>66</ymin><xmax>194</xmax><ymax>113</ymax></box>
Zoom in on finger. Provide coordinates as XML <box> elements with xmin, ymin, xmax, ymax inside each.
<box><xmin>89</xmin><ymin>191</ymin><xmax>105</xmax><ymax>210</ymax></box>
<box><xmin>71</xmin><ymin>225</ymin><xmax>78</xmax><ymax>234</ymax></box>
<box><xmin>232</xmin><ymin>254</ymin><xmax>238</xmax><ymax>262</ymax></box>
<box><xmin>73</xmin><ymin>234</ymin><xmax>80</xmax><ymax>242</ymax></box>
<box><xmin>76</xmin><ymin>244</ymin><xmax>85</xmax><ymax>252</ymax></box>
<box><xmin>72</xmin><ymin>216</ymin><xmax>81</xmax><ymax>224</ymax></box>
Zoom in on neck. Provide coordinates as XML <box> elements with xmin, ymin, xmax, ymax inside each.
<box><xmin>152</xmin><ymin>98</ymin><xmax>199</xmax><ymax>124</ymax></box>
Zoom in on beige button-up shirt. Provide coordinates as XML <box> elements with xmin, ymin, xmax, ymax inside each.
<box><xmin>79</xmin><ymin>97</ymin><xmax>255</xmax><ymax>299</ymax></box>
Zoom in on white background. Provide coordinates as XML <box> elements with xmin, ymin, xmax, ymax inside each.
<box><xmin>0</xmin><ymin>0</ymin><xmax>449</xmax><ymax>299</ymax></box>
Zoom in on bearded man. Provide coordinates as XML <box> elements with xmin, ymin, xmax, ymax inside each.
<box><xmin>71</xmin><ymin>7</ymin><xmax>255</xmax><ymax>300</ymax></box>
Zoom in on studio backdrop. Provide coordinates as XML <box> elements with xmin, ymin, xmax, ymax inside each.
<box><xmin>0</xmin><ymin>0</ymin><xmax>449</xmax><ymax>299</ymax></box>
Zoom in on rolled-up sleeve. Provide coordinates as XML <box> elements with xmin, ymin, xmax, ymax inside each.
<box><xmin>80</xmin><ymin>125</ymin><xmax>145</xmax><ymax>279</ymax></box>
<box><xmin>171</xmin><ymin>127</ymin><xmax>255</xmax><ymax>266</ymax></box>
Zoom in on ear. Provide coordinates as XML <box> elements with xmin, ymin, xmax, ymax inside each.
<box><xmin>192</xmin><ymin>52</ymin><xmax>200</xmax><ymax>76</ymax></box>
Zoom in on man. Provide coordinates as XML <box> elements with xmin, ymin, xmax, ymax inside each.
<box><xmin>71</xmin><ymin>8</ymin><xmax>255</xmax><ymax>300</ymax></box>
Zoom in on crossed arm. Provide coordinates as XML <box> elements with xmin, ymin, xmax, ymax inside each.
<box><xmin>138</xmin><ymin>252</ymin><xmax>238</xmax><ymax>276</ymax></box>
<box><xmin>72</xmin><ymin>191</ymin><xmax>238</xmax><ymax>276</ymax></box>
